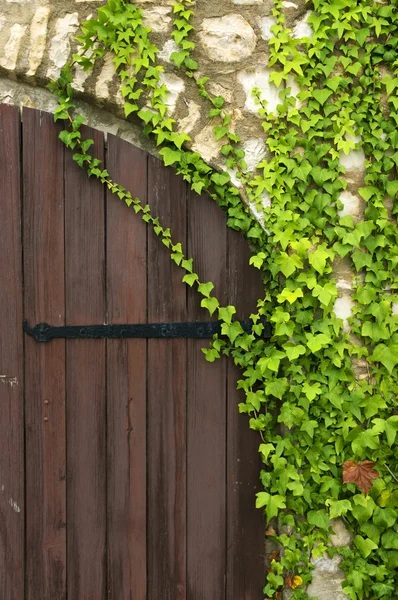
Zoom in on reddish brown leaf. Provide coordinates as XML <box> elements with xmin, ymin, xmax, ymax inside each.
<box><xmin>342</xmin><ymin>460</ymin><xmax>379</xmax><ymax>496</ymax></box>
<box><xmin>285</xmin><ymin>575</ymin><xmax>293</xmax><ymax>589</ymax></box>
<box><xmin>265</xmin><ymin>525</ymin><xmax>276</xmax><ymax>536</ymax></box>
<box><xmin>268</xmin><ymin>550</ymin><xmax>280</xmax><ymax>562</ymax></box>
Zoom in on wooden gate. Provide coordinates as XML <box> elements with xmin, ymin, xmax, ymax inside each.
<box><xmin>0</xmin><ymin>105</ymin><xmax>264</xmax><ymax>600</ymax></box>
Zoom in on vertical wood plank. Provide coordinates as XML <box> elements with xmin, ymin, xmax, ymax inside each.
<box><xmin>186</xmin><ymin>190</ymin><xmax>227</xmax><ymax>600</ymax></box>
<box><xmin>147</xmin><ymin>157</ymin><xmax>187</xmax><ymax>600</ymax></box>
<box><xmin>106</xmin><ymin>135</ymin><xmax>147</xmax><ymax>600</ymax></box>
<box><xmin>23</xmin><ymin>107</ymin><xmax>67</xmax><ymax>599</ymax></box>
<box><xmin>0</xmin><ymin>104</ymin><xmax>24</xmax><ymax>600</ymax></box>
<box><xmin>226</xmin><ymin>229</ymin><xmax>265</xmax><ymax>600</ymax></box>
<box><xmin>64</xmin><ymin>127</ymin><xmax>106</xmax><ymax>599</ymax></box>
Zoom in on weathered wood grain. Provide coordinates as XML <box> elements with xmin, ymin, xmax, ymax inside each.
<box><xmin>23</xmin><ymin>107</ymin><xmax>67</xmax><ymax>600</ymax></box>
<box><xmin>0</xmin><ymin>104</ymin><xmax>24</xmax><ymax>600</ymax></box>
<box><xmin>106</xmin><ymin>134</ymin><xmax>147</xmax><ymax>600</ymax></box>
<box><xmin>64</xmin><ymin>126</ymin><xmax>106</xmax><ymax>599</ymax></box>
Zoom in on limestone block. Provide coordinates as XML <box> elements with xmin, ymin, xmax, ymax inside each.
<box><xmin>307</xmin><ymin>555</ymin><xmax>349</xmax><ymax>600</ymax></box>
<box><xmin>282</xmin><ymin>1</ymin><xmax>298</xmax><ymax>7</ymax></box>
<box><xmin>338</xmin><ymin>191</ymin><xmax>361</xmax><ymax>219</ymax></box>
<box><xmin>292</xmin><ymin>11</ymin><xmax>313</xmax><ymax>38</ymax></box>
<box><xmin>238</xmin><ymin>67</ymin><xmax>282</xmax><ymax>114</ymax></box>
<box><xmin>0</xmin><ymin>16</ymin><xmax>6</xmax><ymax>32</ymax></box>
<box><xmin>334</xmin><ymin>296</ymin><xmax>354</xmax><ymax>332</ymax></box>
<box><xmin>27</xmin><ymin>7</ymin><xmax>50</xmax><ymax>76</ymax></box>
<box><xmin>0</xmin><ymin>23</ymin><xmax>27</xmax><ymax>71</ymax></box>
<box><xmin>257</xmin><ymin>16</ymin><xmax>276</xmax><ymax>41</ymax></box>
<box><xmin>158</xmin><ymin>39</ymin><xmax>179</xmax><ymax>63</ymax></box>
<box><xmin>233</xmin><ymin>0</ymin><xmax>263</xmax><ymax>4</ymax></box>
<box><xmin>207</xmin><ymin>81</ymin><xmax>233</xmax><ymax>104</ymax></box>
<box><xmin>340</xmin><ymin>148</ymin><xmax>366</xmax><ymax>172</ymax></box>
<box><xmin>95</xmin><ymin>53</ymin><xmax>115</xmax><ymax>100</ymax></box>
<box><xmin>142</xmin><ymin>7</ymin><xmax>172</xmax><ymax>33</ymax></box>
<box><xmin>47</xmin><ymin>13</ymin><xmax>79</xmax><ymax>80</ymax></box>
<box><xmin>177</xmin><ymin>100</ymin><xmax>200</xmax><ymax>134</ymax></box>
<box><xmin>330</xmin><ymin>519</ymin><xmax>353</xmax><ymax>548</ymax></box>
<box><xmin>199</xmin><ymin>15</ymin><xmax>257</xmax><ymax>63</ymax></box>
<box><xmin>340</xmin><ymin>135</ymin><xmax>366</xmax><ymax>172</ymax></box>
<box><xmin>242</xmin><ymin>137</ymin><xmax>266</xmax><ymax>171</ymax></box>
<box><xmin>191</xmin><ymin>123</ymin><xmax>223</xmax><ymax>162</ymax></box>
<box><xmin>159</xmin><ymin>72</ymin><xmax>184</xmax><ymax>114</ymax></box>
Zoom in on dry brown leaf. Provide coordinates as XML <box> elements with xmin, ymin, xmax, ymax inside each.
<box><xmin>342</xmin><ymin>460</ymin><xmax>379</xmax><ymax>496</ymax></box>
<box><xmin>268</xmin><ymin>550</ymin><xmax>280</xmax><ymax>562</ymax></box>
<box><xmin>265</xmin><ymin>525</ymin><xmax>276</xmax><ymax>536</ymax></box>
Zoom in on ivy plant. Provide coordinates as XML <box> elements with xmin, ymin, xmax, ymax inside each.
<box><xmin>48</xmin><ymin>0</ymin><xmax>398</xmax><ymax>597</ymax></box>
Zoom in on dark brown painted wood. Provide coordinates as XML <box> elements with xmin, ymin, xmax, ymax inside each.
<box><xmin>1</xmin><ymin>107</ymin><xmax>267</xmax><ymax>600</ymax></box>
<box><xmin>106</xmin><ymin>135</ymin><xmax>147</xmax><ymax>600</ymax></box>
<box><xmin>186</xmin><ymin>189</ymin><xmax>228</xmax><ymax>600</ymax></box>
<box><xmin>0</xmin><ymin>104</ymin><xmax>24</xmax><ymax>600</ymax></box>
<box><xmin>23</xmin><ymin>108</ymin><xmax>67</xmax><ymax>600</ymax></box>
<box><xmin>147</xmin><ymin>157</ymin><xmax>187</xmax><ymax>600</ymax></box>
<box><xmin>64</xmin><ymin>126</ymin><xmax>106</xmax><ymax>599</ymax></box>
<box><xmin>226</xmin><ymin>229</ymin><xmax>265</xmax><ymax>600</ymax></box>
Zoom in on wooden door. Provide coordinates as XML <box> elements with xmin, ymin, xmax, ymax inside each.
<box><xmin>0</xmin><ymin>104</ymin><xmax>264</xmax><ymax>600</ymax></box>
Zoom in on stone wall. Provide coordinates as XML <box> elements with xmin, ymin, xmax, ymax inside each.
<box><xmin>0</xmin><ymin>1</ymin><xmax>365</xmax><ymax>599</ymax></box>
<box><xmin>0</xmin><ymin>0</ymin><xmax>313</xmax><ymax>168</ymax></box>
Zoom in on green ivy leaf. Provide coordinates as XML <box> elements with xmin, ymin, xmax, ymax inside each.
<box><xmin>255</xmin><ymin>492</ymin><xmax>286</xmax><ymax>522</ymax></box>
<box><xmin>307</xmin><ymin>509</ymin><xmax>329</xmax><ymax>530</ymax></box>
<box><xmin>354</xmin><ymin>535</ymin><xmax>378</xmax><ymax>558</ymax></box>
<box><xmin>369</xmin><ymin>343</ymin><xmax>398</xmax><ymax>374</ymax></box>
<box><xmin>201</xmin><ymin>297</ymin><xmax>219</xmax><ymax>316</ymax></box>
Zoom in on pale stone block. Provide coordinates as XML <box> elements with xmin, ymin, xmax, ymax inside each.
<box><xmin>330</xmin><ymin>519</ymin><xmax>353</xmax><ymax>548</ymax></box>
<box><xmin>238</xmin><ymin>67</ymin><xmax>282</xmax><ymax>114</ymax></box>
<box><xmin>207</xmin><ymin>81</ymin><xmax>233</xmax><ymax>104</ymax></box>
<box><xmin>0</xmin><ymin>23</ymin><xmax>27</xmax><ymax>71</ymax></box>
<box><xmin>95</xmin><ymin>52</ymin><xmax>115</xmax><ymax>100</ymax></box>
<box><xmin>233</xmin><ymin>0</ymin><xmax>263</xmax><ymax>4</ymax></box>
<box><xmin>142</xmin><ymin>7</ymin><xmax>172</xmax><ymax>32</ymax></box>
<box><xmin>336</xmin><ymin>278</ymin><xmax>352</xmax><ymax>292</ymax></box>
<box><xmin>191</xmin><ymin>123</ymin><xmax>223</xmax><ymax>162</ymax></box>
<box><xmin>338</xmin><ymin>190</ymin><xmax>361</xmax><ymax>218</ymax></box>
<box><xmin>47</xmin><ymin>12</ymin><xmax>79</xmax><ymax>80</ymax></box>
<box><xmin>307</xmin><ymin>555</ymin><xmax>349</xmax><ymax>600</ymax></box>
<box><xmin>242</xmin><ymin>137</ymin><xmax>266</xmax><ymax>171</ymax></box>
<box><xmin>158</xmin><ymin>39</ymin><xmax>179</xmax><ymax>63</ymax></box>
<box><xmin>0</xmin><ymin>16</ymin><xmax>6</xmax><ymax>32</ymax></box>
<box><xmin>199</xmin><ymin>15</ymin><xmax>257</xmax><ymax>63</ymax></box>
<box><xmin>257</xmin><ymin>16</ymin><xmax>276</xmax><ymax>41</ymax></box>
<box><xmin>27</xmin><ymin>7</ymin><xmax>50</xmax><ymax>76</ymax></box>
<box><xmin>292</xmin><ymin>12</ymin><xmax>313</xmax><ymax>39</ymax></box>
<box><xmin>282</xmin><ymin>1</ymin><xmax>298</xmax><ymax>7</ymax></box>
<box><xmin>340</xmin><ymin>149</ymin><xmax>366</xmax><ymax>171</ymax></box>
<box><xmin>177</xmin><ymin>100</ymin><xmax>200</xmax><ymax>134</ymax></box>
<box><xmin>334</xmin><ymin>295</ymin><xmax>354</xmax><ymax>332</ymax></box>
<box><xmin>159</xmin><ymin>71</ymin><xmax>184</xmax><ymax>114</ymax></box>
<box><xmin>340</xmin><ymin>134</ymin><xmax>366</xmax><ymax>172</ymax></box>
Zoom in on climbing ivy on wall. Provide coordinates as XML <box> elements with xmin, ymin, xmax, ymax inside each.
<box><xmin>49</xmin><ymin>0</ymin><xmax>398</xmax><ymax>597</ymax></box>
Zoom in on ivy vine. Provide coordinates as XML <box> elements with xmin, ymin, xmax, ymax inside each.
<box><xmin>48</xmin><ymin>0</ymin><xmax>398</xmax><ymax>597</ymax></box>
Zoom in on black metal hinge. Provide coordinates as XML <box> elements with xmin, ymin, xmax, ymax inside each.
<box><xmin>23</xmin><ymin>319</ymin><xmax>272</xmax><ymax>343</ymax></box>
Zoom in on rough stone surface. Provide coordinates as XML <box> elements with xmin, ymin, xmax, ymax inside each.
<box><xmin>257</xmin><ymin>16</ymin><xmax>277</xmax><ymax>41</ymax></box>
<box><xmin>199</xmin><ymin>15</ymin><xmax>257</xmax><ymax>63</ymax></box>
<box><xmin>306</xmin><ymin>555</ymin><xmax>349</xmax><ymax>600</ymax></box>
<box><xmin>238</xmin><ymin>67</ymin><xmax>282</xmax><ymax>114</ymax></box>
